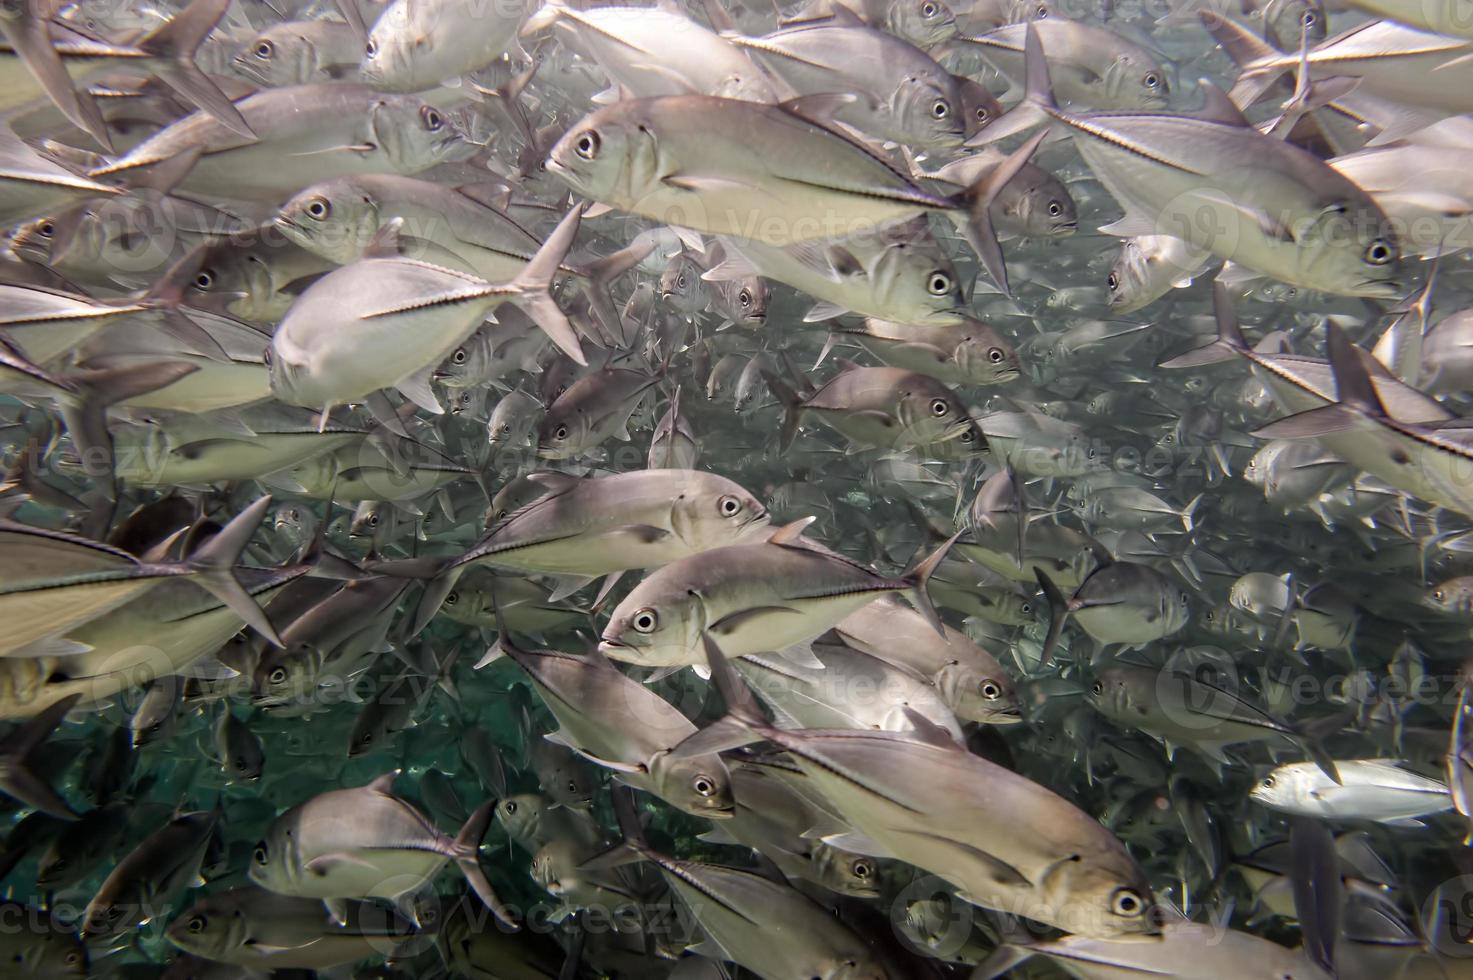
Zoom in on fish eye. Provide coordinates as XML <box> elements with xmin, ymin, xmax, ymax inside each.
<box><xmin>365</xmin><ymin>38</ymin><xmax>378</xmax><ymax>57</ymax></box>
<box><xmin>1364</xmin><ymin>239</ymin><xmax>1394</xmax><ymax>265</ymax></box>
<box><xmin>931</xmin><ymin>99</ymin><xmax>950</xmax><ymax>119</ymax></box>
<box><xmin>677</xmin><ymin>274</ymin><xmax>688</xmax><ymax>288</ymax></box>
<box><xmin>1107</xmin><ymin>272</ymin><xmax>1119</xmax><ymax>291</ymax></box>
<box><xmin>980</xmin><ymin>680</ymin><xmax>1001</xmax><ymax>699</ymax></box>
<box><xmin>921</xmin><ymin>0</ymin><xmax>937</xmax><ymax>14</ymax></box>
<box><xmin>1163</xmin><ymin>434</ymin><xmax>1175</xmax><ymax>444</ymax></box>
<box><xmin>1048</xmin><ymin>201</ymin><xmax>1062</xmax><ymax>216</ymax></box>
<box><xmin>421</xmin><ymin>107</ymin><xmax>444</xmax><ymax>131</ymax></box>
<box><xmin>554</xmin><ymin>424</ymin><xmax>568</xmax><ymax>440</ymax></box>
<box><xmin>306</xmin><ymin>197</ymin><xmax>330</xmax><ymax>220</ymax></box>
<box><xmin>254</xmin><ymin>39</ymin><xmax>273</xmax><ymax>59</ymax></box>
<box><xmin>718</xmin><ymin>494</ymin><xmax>743</xmax><ymax>516</ymax></box>
<box><xmin>64</xmin><ymin>951</ymin><xmax>82</xmax><ymax>966</ymax></box>
<box><xmin>1262</xmin><ymin>775</ymin><xmax>1276</xmax><ymax>788</ymax></box>
<box><xmin>575</xmin><ymin>130</ymin><xmax>601</xmax><ymax>160</ymax></box>
<box><xmin>1301</xmin><ymin>10</ymin><xmax>1316</xmax><ymax>25</ymax></box>
<box><xmin>853</xmin><ymin>859</ymin><xmax>873</xmax><ymax>878</ymax></box>
<box><xmin>1020</xmin><ymin>602</ymin><xmax>1032</xmax><ymax>614</ymax></box>
<box><xmin>368</xmin><ymin>514</ymin><xmax>378</xmax><ymax>527</ymax></box>
<box><xmin>452</xmin><ymin>348</ymin><xmax>467</xmax><ymax>364</ymax></box>
<box><xmin>632</xmin><ymin>608</ymin><xmax>659</xmax><ymax>633</ymax></box>
<box><xmin>268</xmin><ymin>666</ymin><xmax>287</xmax><ymax>685</ymax></box>
<box><xmin>975</xmin><ymin>106</ymin><xmax>991</xmax><ymax>123</ymax></box>
<box><xmin>927</xmin><ymin>272</ymin><xmax>951</xmax><ymax>295</ymax></box>
<box><xmin>692</xmin><ymin>774</ymin><xmax>716</xmax><ymax>796</ymax></box>
<box><xmin>500</xmin><ymin>423</ymin><xmax>511</xmax><ymax>432</ymax></box>
<box><xmin>194</xmin><ymin>269</ymin><xmax>214</xmax><ymax>290</ymax></box>
<box><xmin>253</xmin><ymin>842</ymin><xmax>269</xmax><ymax>865</ymax></box>
<box><xmin>38</xmin><ymin>220</ymin><xmax>54</xmax><ymax>237</ymax></box>
<box><xmin>1143</xmin><ymin>72</ymin><xmax>1160</xmax><ymax>88</ymax></box>
<box><xmin>1111</xmin><ymin>887</ymin><xmax>1146</xmax><ymax>917</ymax></box>
<box><xmin>1435</xmin><ymin>589</ymin><xmax>1446</xmax><ymax>601</ymax></box>
<box><xmin>739</xmin><ymin>289</ymin><xmax>752</xmax><ymax>307</ymax></box>
<box><xmin>1092</xmin><ymin>681</ymin><xmax>1104</xmax><ymax>695</ymax></box>
<box><xmin>504</xmin><ymin>800</ymin><xmax>518</xmax><ymax>814</ymax></box>
<box><xmin>988</xmin><ymin>347</ymin><xmax>1005</xmax><ymax>363</ymax></box>
<box><xmin>186</xmin><ymin>914</ymin><xmax>207</xmax><ymax>933</ymax></box>
<box><xmin>929</xmin><ymin>398</ymin><xmax>950</xmax><ymax>417</ymax></box>
<box><xmin>567</xmin><ymin>780</ymin><xmax>578</xmax><ymax>792</ymax></box>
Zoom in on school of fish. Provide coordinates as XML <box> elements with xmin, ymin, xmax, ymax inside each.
<box><xmin>1</xmin><ymin>0</ymin><xmax>1473</xmax><ymax>975</ymax></box>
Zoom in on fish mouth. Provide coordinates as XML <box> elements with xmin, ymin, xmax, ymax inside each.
<box><xmin>1354</xmin><ymin>277</ymin><xmax>1403</xmax><ymax>299</ymax></box>
<box><xmin>740</xmin><ymin>506</ymin><xmax>771</xmax><ymax>531</ymax></box>
<box><xmin>544</xmin><ymin>156</ymin><xmax>568</xmax><ymax>176</ymax></box>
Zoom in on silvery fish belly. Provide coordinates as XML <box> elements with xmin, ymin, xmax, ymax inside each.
<box><xmin>7</xmin><ymin>0</ymin><xmax>1473</xmax><ymax>977</ymax></box>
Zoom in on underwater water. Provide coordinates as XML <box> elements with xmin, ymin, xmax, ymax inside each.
<box><xmin>2</xmin><ymin>0</ymin><xmax>1473</xmax><ymax>975</ymax></box>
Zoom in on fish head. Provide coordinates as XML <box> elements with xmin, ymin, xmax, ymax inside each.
<box><xmin>370</xmin><ymin>96</ymin><xmax>475</xmax><ymax>172</ymax></box>
<box><xmin>247</xmin><ymin>821</ymin><xmax>296</xmax><ymax>894</ymax></box>
<box><xmin>954</xmin><ymin>324</ymin><xmax>1022</xmax><ymax>384</ymax></box>
<box><xmin>648</xmin><ymin>749</ymin><xmax>734</xmax><ymax>818</ymax></box>
<box><xmin>546</xmin><ymin>104</ymin><xmax>656</xmax><ymax>204</ymax></box>
<box><xmin>935</xmin><ymin>660</ymin><xmax>1022</xmax><ymax>725</ymax></box>
<box><xmin>891</xmin><ymin>77</ymin><xmax>965</xmax><ymax>149</ymax></box>
<box><xmin>251</xmin><ymin>643</ymin><xmax>320</xmax><ymax>707</ymax></box>
<box><xmin>869</xmin><ymin>236</ymin><xmax>967</xmax><ymax>325</ymax></box>
<box><xmin>667</xmin><ymin>474</ymin><xmax>769</xmax><ymax>550</ymax></box>
<box><xmin>1101</xmin><ymin>54</ymin><xmax>1170</xmax><ymax>110</ymax></box>
<box><xmin>1036</xmin><ymin>849</ymin><xmax>1158</xmax><ymax>938</ymax></box>
<box><xmin>1084</xmin><ymin>665</ymin><xmax>1138</xmax><ymax>719</ymax></box>
<box><xmin>433</xmin><ymin>333</ymin><xmax>493</xmax><ymax>389</ymax></box>
<box><xmin>886</xmin><ymin>0</ymin><xmax>958</xmax><ymax>48</ymax></box>
<box><xmin>727</xmin><ymin>275</ymin><xmax>769</xmax><ymax>327</ymax></box>
<box><xmin>494</xmin><ymin>793</ymin><xmax>549</xmax><ymax>845</ymax></box>
<box><xmin>263</xmin><ymin>336</ymin><xmax>314</xmax><ymax>409</ymax></box>
<box><xmin>1423</xmin><ymin>578</ymin><xmax>1473</xmax><ymax>617</ymax></box>
<box><xmin>534</xmin><ymin>404</ymin><xmax>589</xmax><ymax>459</ymax></box>
<box><xmin>359</xmin><ymin>1</ymin><xmax>416</xmax><ymax>90</ymax></box>
<box><xmin>1262</xmin><ymin>0</ymin><xmax>1326</xmax><ymax>48</ymax></box>
<box><xmin>600</xmin><ymin>576</ymin><xmax>704</xmax><ymax>667</ymax></box>
<box><xmin>810</xmin><ymin>843</ymin><xmax>883</xmax><ymax>898</ymax></box>
<box><xmin>164</xmin><ymin>894</ymin><xmax>246</xmax><ymax>961</ymax></box>
<box><xmin>1294</xmin><ymin>198</ymin><xmax>1403</xmax><ymax>298</ymax></box>
<box><xmin>955</xmin><ymin>76</ymin><xmax>1004</xmax><ymax>139</ymax></box>
<box><xmin>1248</xmin><ymin>765</ymin><xmax>1305</xmax><ymax>809</ymax></box>
<box><xmin>1011</xmin><ymin>170</ymin><xmax>1078</xmax><ymax>238</ymax></box>
<box><xmin>658</xmin><ymin>253</ymin><xmax>705</xmax><ymax>312</ymax></box>
<box><xmin>276</xmin><ymin>179</ymin><xmax>382</xmax><ymax>265</ymax></box>
<box><xmin>235</xmin><ymin>28</ymin><xmax>310</xmax><ymax>87</ymax></box>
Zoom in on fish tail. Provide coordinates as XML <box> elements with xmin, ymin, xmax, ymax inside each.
<box><xmin>5</xmin><ymin>7</ymin><xmax>114</xmax><ymax>151</ymax></box>
<box><xmin>579</xmin><ymin>785</ymin><xmax>656</xmax><ymax>875</ymax></box>
<box><xmin>670</xmin><ymin>635</ymin><xmax>772</xmax><ymax>758</ymax></box>
<box><xmin>136</xmin><ymin>0</ymin><xmax>256</xmax><ymax>139</ymax></box>
<box><xmin>1294</xmin><ymin>712</ymin><xmax>1349</xmax><ymax>785</ymax></box>
<box><xmin>1159</xmin><ymin>282</ymin><xmax>1250</xmax><ymax>368</ymax></box>
<box><xmin>184</xmin><ymin>494</ymin><xmax>283</xmax><ymax>647</ymax></box>
<box><xmin>762</xmin><ymin>369</ymin><xmax>802</xmax><ymax>453</ymax></box>
<box><xmin>577</xmin><ymin>236</ymin><xmax>656</xmax><ymax>347</ymax></box>
<box><xmin>903</xmin><ymin>529</ymin><xmax>964</xmax><ymax>638</ymax></box>
<box><xmin>960</xmin><ymin>128</ymin><xmax>1049</xmax><ymax>299</ymax></box>
<box><xmin>410</xmin><ymin>563</ymin><xmax>468</xmax><ymax>636</ymax></box>
<box><xmin>56</xmin><ymin>360</ymin><xmax>199</xmax><ymax>495</ymax></box>
<box><xmin>1035</xmin><ymin>568</ymin><xmax>1069</xmax><ymax>667</ymax></box>
<box><xmin>1197</xmin><ymin>11</ymin><xmax>1286</xmax><ymax>108</ymax></box>
<box><xmin>1252</xmin><ymin>322</ymin><xmax>1384</xmax><ymax>440</ymax></box>
<box><xmin>454</xmin><ymin>798</ymin><xmax>519</xmax><ymax>929</ymax></box>
<box><xmin>510</xmin><ymin>202</ymin><xmax>588</xmax><ymax>366</ymax></box>
<box><xmin>968</xmin><ymin>23</ymin><xmax>1057</xmax><ymax>149</ymax></box>
<box><xmin>0</xmin><ymin>693</ymin><xmax>82</xmax><ymax>820</ymax></box>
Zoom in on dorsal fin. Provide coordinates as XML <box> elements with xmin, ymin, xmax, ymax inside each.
<box><xmin>768</xmin><ymin>516</ymin><xmax>816</xmax><ymax>545</ymax></box>
<box><xmin>1196</xmin><ymin>80</ymin><xmax>1250</xmax><ymax>126</ymax></box>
